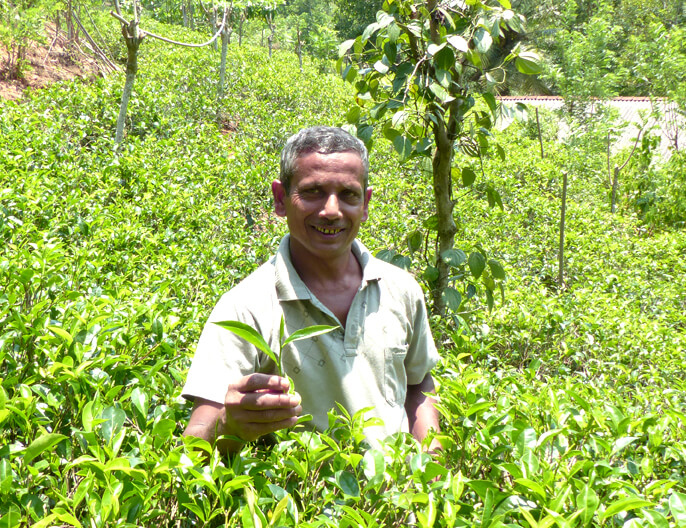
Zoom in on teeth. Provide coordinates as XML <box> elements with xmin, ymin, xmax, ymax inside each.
<box><xmin>315</xmin><ymin>226</ymin><xmax>341</xmax><ymax>235</ymax></box>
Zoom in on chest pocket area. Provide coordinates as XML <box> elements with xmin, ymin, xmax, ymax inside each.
<box><xmin>384</xmin><ymin>345</ymin><xmax>408</xmax><ymax>406</ymax></box>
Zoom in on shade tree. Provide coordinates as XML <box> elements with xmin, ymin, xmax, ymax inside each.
<box><xmin>339</xmin><ymin>0</ymin><xmax>540</xmax><ymax>316</ymax></box>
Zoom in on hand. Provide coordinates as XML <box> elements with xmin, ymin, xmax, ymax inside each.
<box><xmin>219</xmin><ymin>373</ymin><xmax>302</xmax><ymax>443</ymax></box>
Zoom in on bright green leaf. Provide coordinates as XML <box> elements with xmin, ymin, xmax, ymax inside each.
<box><xmin>214</xmin><ymin>320</ymin><xmax>277</xmax><ymax>364</ymax></box>
<box><xmin>447</xmin><ymin>35</ymin><xmax>469</xmax><ymax>53</ymax></box>
<box><xmin>670</xmin><ymin>492</ymin><xmax>686</xmax><ymax>526</ymax></box>
<box><xmin>577</xmin><ymin>484</ymin><xmax>599</xmax><ymax>526</ymax></box>
<box><xmin>600</xmin><ymin>497</ymin><xmax>655</xmax><ymax>521</ymax></box>
<box><xmin>24</xmin><ymin>433</ymin><xmax>67</xmax><ymax>464</ymax></box>
<box><xmin>515</xmin><ymin>51</ymin><xmax>542</xmax><ymax>75</ymax></box>
<box><xmin>282</xmin><ymin>325</ymin><xmax>338</xmax><ymax>347</ymax></box>
<box><xmin>47</xmin><ymin>325</ymin><xmax>73</xmax><ymax>346</ymax></box>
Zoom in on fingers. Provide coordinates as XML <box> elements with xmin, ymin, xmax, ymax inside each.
<box><xmin>236</xmin><ymin>373</ymin><xmax>291</xmax><ymax>394</ymax></box>
<box><xmin>221</xmin><ymin>373</ymin><xmax>303</xmax><ymax>442</ymax></box>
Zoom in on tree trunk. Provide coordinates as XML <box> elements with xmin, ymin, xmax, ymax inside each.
<box><xmin>238</xmin><ymin>15</ymin><xmax>244</xmax><ymax>46</ymax></box>
<box><xmin>210</xmin><ymin>7</ymin><xmax>217</xmax><ymax>51</ymax></box>
<box><xmin>430</xmin><ymin>117</ymin><xmax>457</xmax><ymax>316</ymax></box>
<box><xmin>115</xmin><ymin>22</ymin><xmax>143</xmax><ymax>145</ymax></box>
<box><xmin>296</xmin><ymin>26</ymin><xmax>302</xmax><ymax>72</ymax></box>
<box><xmin>216</xmin><ymin>26</ymin><xmax>229</xmax><ymax>123</ymax></box>
<box><xmin>558</xmin><ymin>172</ymin><xmax>568</xmax><ymax>290</ymax></box>
<box><xmin>611</xmin><ymin>165</ymin><xmax>619</xmax><ymax>213</ymax></box>
<box><xmin>536</xmin><ymin>108</ymin><xmax>544</xmax><ymax>159</ymax></box>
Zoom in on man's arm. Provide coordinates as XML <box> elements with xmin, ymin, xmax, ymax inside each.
<box><xmin>184</xmin><ymin>373</ymin><xmax>302</xmax><ymax>453</ymax></box>
<box><xmin>405</xmin><ymin>373</ymin><xmax>442</xmax><ymax>452</ymax></box>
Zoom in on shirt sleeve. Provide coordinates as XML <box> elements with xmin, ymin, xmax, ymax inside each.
<box><xmin>404</xmin><ymin>280</ymin><xmax>440</xmax><ymax>386</ymax></box>
<box><xmin>181</xmin><ymin>292</ymin><xmax>263</xmax><ymax>404</ymax></box>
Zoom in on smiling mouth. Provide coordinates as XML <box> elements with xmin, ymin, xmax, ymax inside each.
<box><xmin>313</xmin><ymin>225</ymin><xmax>344</xmax><ymax>235</ymax></box>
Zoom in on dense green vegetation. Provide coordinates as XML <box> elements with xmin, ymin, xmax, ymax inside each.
<box><xmin>1</xmin><ymin>6</ymin><xmax>686</xmax><ymax>528</ymax></box>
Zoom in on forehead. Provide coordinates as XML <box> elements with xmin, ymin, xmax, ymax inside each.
<box><xmin>293</xmin><ymin>151</ymin><xmax>365</xmax><ymax>187</ymax></box>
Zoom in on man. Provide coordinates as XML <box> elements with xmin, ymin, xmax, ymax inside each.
<box><xmin>183</xmin><ymin>126</ymin><xmax>440</xmax><ymax>453</ymax></box>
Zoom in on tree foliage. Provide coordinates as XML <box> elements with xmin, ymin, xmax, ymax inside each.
<box><xmin>339</xmin><ymin>0</ymin><xmax>539</xmax><ymax>315</ymax></box>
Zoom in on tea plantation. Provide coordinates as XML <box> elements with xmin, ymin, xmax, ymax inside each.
<box><xmin>1</xmin><ymin>21</ymin><xmax>686</xmax><ymax>528</ymax></box>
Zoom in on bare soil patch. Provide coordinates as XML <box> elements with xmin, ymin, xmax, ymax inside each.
<box><xmin>0</xmin><ymin>24</ymin><xmax>105</xmax><ymax>101</ymax></box>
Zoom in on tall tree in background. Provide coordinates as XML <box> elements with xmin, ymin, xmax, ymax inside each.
<box><xmin>333</xmin><ymin>0</ymin><xmax>382</xmax><ymax>40</ymax></box>
<box><xmin>340</xmin><ymin>0</ymin><xmax>540</xmax><ymax>315</ymax></box>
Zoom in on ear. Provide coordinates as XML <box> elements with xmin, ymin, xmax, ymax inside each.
<box><xmin>361</xmin><ymin>187</ymin><xmax>372</xmax><ymax>222</ymax></box>
<box><xmin>272</xmin><ymin>180</ymin><xmax>288</xmax><ymax>217</ymax></box>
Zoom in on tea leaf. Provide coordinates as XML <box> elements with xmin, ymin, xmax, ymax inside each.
<box><xmin>24</xmin><ymin>433</ymin><xmax>67</xmax><ymax>464</ymax></box>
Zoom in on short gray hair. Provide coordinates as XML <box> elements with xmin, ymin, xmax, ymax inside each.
<box><xmin>279</xmin><ymin>126</ymin><xmax>369</xmax><ymax>193</ymax></box>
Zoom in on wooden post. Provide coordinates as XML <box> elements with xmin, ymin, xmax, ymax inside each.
<box><xmin>536</xmin><ymin>108</ymin><xmax>544</xmax><ymax>159</ymax></box>
<box><xmin>115</xmin><ymin>15</ymin><xmax>144</xmax><ymax>145</ymax></box>
<box><xmin>558</xmin><ymin>171</ymin><xmax>568</xmax><ymax>290</ymax></box>
<box><xmin>611</xmin><ymin>165</ymin><xmax>619</xmax><ymax>214</ymax></box>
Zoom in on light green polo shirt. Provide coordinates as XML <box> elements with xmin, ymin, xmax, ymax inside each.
<box><xmin>182</xmin><ymin>235</ymin><xmax>439</xmax><ymax>443</ymax></box>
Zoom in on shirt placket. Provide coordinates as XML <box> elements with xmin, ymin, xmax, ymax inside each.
<box><xmin>344</xmin><ymin>283</ymin><xmax>367</xmax><ymax>356</ymax></box>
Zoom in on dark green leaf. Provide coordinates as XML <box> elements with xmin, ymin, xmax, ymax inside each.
<box><xmin>387</xmin><ymin>23</ymin><xmax>400</xmax><ymax>43</ymax></box>
<box><xmin>424</xmin><ymin>265</ymin><xmax>439</xmax><ymax>283</ymax></box>
<box><xmin>376</xmin><ymin>249</ymin><xmax>395</xmax><ymax>262</ymax></box>
<box><xmin>393</xmin><ymin>135</ymin><xmax>412</xmax><ymax>162</ymax></box>
<box><xmin>486</xmin><ymin>288</ymin><xmax>494</xmax><ymax>311</ymax></box>
<box><xmin>442</xmin><ymin>249</ymin><xmax>467</xmax><ymax>267</ymax></box>
<box><xmin>434</xmin><ymin>46</ymin><xmax>455</xmax><ymax>71</ymax></box>
<box><xmin>488</xmin><ymin>259</ymin><xmax>506</xmax><ymax>280</ymax></box>
<box><xmin>468</xmin><ymin>252</ymin><xmax>486</xmax><ymax>279</ymax></box>
<box><xmin>482</xmin><ymin>93</ymin><xmax>497</xmax><ymax>118</ymax></box>
<box><xmin>383</xmin><ymin>41</ymin><xmax>397</xmax><ymax>63</ymax></box>
<box><xmin>335</xmin><ymin>470</ymin><xmax>360</xmax><ymax>498</ymax></box>
<box><xmin>443</xmin><ymin>287</ymin><xmax>462</xmax><ymax>311</ymax></box>
<box><xmin>407</xmin><ymin>230</ymin><xmax>423</xmax><ymax>253</ymax></box>
<box><xmin>462</xmin><ymin>167</ymin><xmax>477</xmax><ymax>187</ymax></box>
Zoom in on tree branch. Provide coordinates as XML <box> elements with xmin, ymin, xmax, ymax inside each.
<box><xmin>110</xmin><ymin>7</ymin><xmax>229</xmax><ymax>48</ymax></box>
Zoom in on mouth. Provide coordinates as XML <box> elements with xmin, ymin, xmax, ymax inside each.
<box><xmin>312</xmin><ymin>225</ymin><xmax>344</xmax><ymax>235</ymax></box>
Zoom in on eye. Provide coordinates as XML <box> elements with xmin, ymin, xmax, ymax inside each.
<box><xmin>300</xmin><ymin>187</ymin><xmax>322</xmax><ymax>198</ymax></box>
<box><xmin>341</xmin><ymin>189</ymin><xmax>362</xmax><ymax>203</ymax></box>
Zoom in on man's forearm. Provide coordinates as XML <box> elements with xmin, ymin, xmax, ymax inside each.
<box><xmin>405</xmin><ymin>374</ymin><xmax>441</xmax><ymax>450</ymax></box>
<box><xmin>184</xmin><ymin>401</ymin><xmax>245</xmax><ymax>454</ymax></box>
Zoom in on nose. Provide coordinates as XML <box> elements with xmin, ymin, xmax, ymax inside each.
<box><xmin>320</xmin><ymin>193</ymin><xmax>342</xmax><ymax>219</ymax></box>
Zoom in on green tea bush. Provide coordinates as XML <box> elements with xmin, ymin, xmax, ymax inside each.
<box><xmin>1</xmin><ymin>18</ymin><xmax>685</xmax><ymax>528</ymax></box>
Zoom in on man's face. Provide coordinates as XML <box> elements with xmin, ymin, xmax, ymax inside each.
<box><xmin>272</xmin><ymin>151</ymin><xmax>372</xmax><ymax>264</ymax></box>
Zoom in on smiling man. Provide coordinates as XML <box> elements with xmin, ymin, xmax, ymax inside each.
<box><xmin>182</xmin><ymin>126</ymin><xmax>441</xmax><ymax>453</ymax></box>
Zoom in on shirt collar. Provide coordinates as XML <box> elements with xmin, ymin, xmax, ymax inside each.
<box><xmin>275</xmin><ymin>235</ymin><xmax>382</xmax><ymax>302</ymax></box>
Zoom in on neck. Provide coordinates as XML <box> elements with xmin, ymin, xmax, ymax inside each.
<box><xmin>289</xmin><ymin>244</ymin><xmax>360</xmax><ymax>287</ymax></box>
